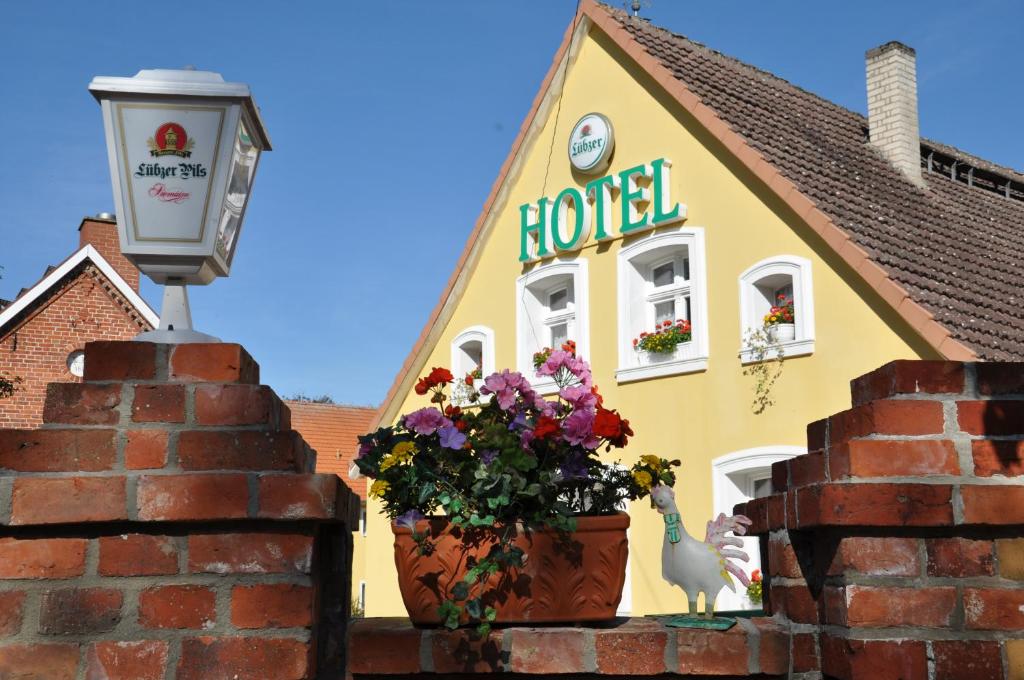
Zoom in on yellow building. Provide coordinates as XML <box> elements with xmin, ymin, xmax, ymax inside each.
<box><xmin>362</xmin><ymin>1</ymin><xmax>1022</xmax><ymax>616</ymax></box>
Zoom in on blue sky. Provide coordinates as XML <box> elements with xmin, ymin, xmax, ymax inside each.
<box><xmin>2</xmin><ymin>1</ymin><xmax>1020</xmax><ymax>405</ymax></box>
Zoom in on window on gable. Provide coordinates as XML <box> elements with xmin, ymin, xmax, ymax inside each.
<box><xmin>739</xmin><ymin>256</ymin><xmax>814</xmax><ymax>363</ymax></box>
<box><xmin>616</xmin><ymin>229</ymin><xmax>708</xmax><ymax>383</ymax></box>
<box><xmin>516</xmin><ymin>260</ymin><xmax>590</xmax><ymax>394</ymax></box>
<box><xmin>450</xmin><ymin>326</ymin><xmax>496</xmax><ymax>404</ymax></box>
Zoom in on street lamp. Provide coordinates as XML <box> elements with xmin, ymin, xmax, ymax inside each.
<box><xmin>89</xmin><ymin>69</ymin><xmax>271</xmax><ymax>343</ymax></box>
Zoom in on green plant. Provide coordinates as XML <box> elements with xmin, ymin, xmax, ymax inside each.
<box><xmin>355</xmin><ymin>354</ymin><xmax>678</xmax><ymax>636</ymax></box>
<box><xmin>742</xmin><ymin>327</ymin><xmax>785</xmax><ymax>414</ymax></box>
<box><xmin>633</xmin><ymin>319</ymin><xmax>692</xmax><ymax>354</ymax></box>
<box><xmin>746</xmin><ymin>569</ymin><xmax>763</xmax><ymax>605</ymax></box>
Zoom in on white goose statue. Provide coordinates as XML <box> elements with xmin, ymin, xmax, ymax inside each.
<box><xmin>651</xmin><ymin>484</ymin><xmax>753</xmax><ymax>617</ymax></box>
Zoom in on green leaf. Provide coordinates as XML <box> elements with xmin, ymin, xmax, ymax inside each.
<box><xmin>452</xmin><ymin>582</ymin><xmax>469</xmax><ymax>600</ymax></box>
<box><xmin>485</xmin><ymin>606</ymin><xmax>497</xmax><ymax>622</ymax></box>
<box><xmin>466</xmin><ymin>598</ymin><xmax>482</xmax><ymax>619</ymax></box>
<box><xmin>522</xmin><ymin>483</ymin><xmax>541</xmax><ymax>496</ymax></box>
<box><xmin>469</xmin><ymin>513</ymin><xmax>496</xmax><ymax>527</ymax></box>
<box><xmin>475</xmin><ymin>622</ymin><xmax>491</xmax><ymax>638</ymax></box>
<box><xmin>418</xmin><ymin>482</ymin><xmax>436</xmax><ymax>505</ymax></box>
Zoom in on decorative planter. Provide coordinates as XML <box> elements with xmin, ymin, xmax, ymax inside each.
<box><xmin>768</xmin><ymin>323</ymin><xmax>795</xmax><ymax>343</ymax></box>
<box><xmin>637</xmin><ymin>341</ymin><xmax>690</xmax><ymax>366</ymax></box>
<box><xmin>393</xmin><ymin>512</ymin><xmax>629</xmax><ymax>625</ymax></box>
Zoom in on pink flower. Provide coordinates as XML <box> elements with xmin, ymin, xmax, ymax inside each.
<box><xmin>480</xmin><ymin>369</ymin><xmax>537</xmax><ymax>411</ymax></box>
<box><xmin>537</xmin><ymin>351</ymin><xmax>593</xmax><ymax>388</ymax></box>
<box><xmin>562</xmin><ymin>409</ymin><xmax>598</xmax><ymax>448</ymax></box>
<box><xmin>559</xmin><ymin>384</ymin><xmax>597</xmax><ymax>410</ymax></box>
<box><xmin>403</xmin><ymin>407</ymin><xmax>450</xmax><ymax>435</ymax></box>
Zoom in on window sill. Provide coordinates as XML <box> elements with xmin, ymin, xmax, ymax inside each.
<box><xmin>615</xmin><ymin>356</ymin><xmax>708</xmax><ymax>384</ymax></box>
<box><xmin>739</xmin><ymin>338</ymin><xmax>814</xmax><ymax>364</ymax></box>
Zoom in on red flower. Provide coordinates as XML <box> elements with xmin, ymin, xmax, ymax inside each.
<box><xmin>591</xmin><ymin>385</ymin><xmax>604</xmax><ymax>408</ymax></box>
<box><xmin>533</xmin><ymin>416</ymin><xmax>560</xmax><ymax>440</ymax></box>
<box><xmin>593</xmin><ymin>407</ymin><xmax>633</xmax><ymax>448</ymax></box>
<box><xmin>414</xmin><ymin>379</ymin><xmax>429</xmax><ymax>395</ymax></box>
<box><xmin>751</xmin><ymin>569</ymin><xmax>762</xmax><ymax>583</ymax></box>
<box><xmin>427</xmin><ymin>367</ymin><xmax>453</xmax><ymax>385</ymax></box>
<box><xmin>464</xmin><ymin>373</ymin><xmax>474</xmax><ymax>387</ymax></box>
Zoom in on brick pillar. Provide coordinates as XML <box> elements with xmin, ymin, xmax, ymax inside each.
<box><xmin>79</xmin><ymin>216</ymin><xmax>140</xmax><ymax>292</ymax></box>
<box><xmin>0</xmin><ymin>341</ymin><xmax>357</xmax><ymax>680</ymax></box>
<box><xmin>739</xmin><ymin>361</ymin><xmax>1024</xmax><ymax>680</ymax></box>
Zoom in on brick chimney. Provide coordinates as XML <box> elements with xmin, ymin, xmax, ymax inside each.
<box><xmin>865</xmin><ymin>42</ymin><xmax>924</xmax><ymax>187</ymax></box>
<box><xmin>78</xmin><ymin>215</ymin><xmax>140</xmax><ymax>292</ymax></box>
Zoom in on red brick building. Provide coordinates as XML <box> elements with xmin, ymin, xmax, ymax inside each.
<box><xmin>0</xmin><ymin>216</ymin><xmax>158</xmax><ymax>428</ymax></box>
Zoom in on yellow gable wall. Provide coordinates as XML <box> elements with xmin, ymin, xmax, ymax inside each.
<box><xmin>364</xmin><ymin>25</ymin><xmax>936</xmax><ymax>617</ymax></box>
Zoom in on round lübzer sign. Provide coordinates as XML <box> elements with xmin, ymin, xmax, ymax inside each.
<box><xmin>568</xmin><ymin>113</ymin><xmax>614</xmax><ymax>174</ymax></box>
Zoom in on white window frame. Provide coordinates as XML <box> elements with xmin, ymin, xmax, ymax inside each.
<box><xmin>450</xmin><ymin>326</ymin><xmax>496</xmax><ymax>379</ymax></box>
<box><xmin>712</xmin><ymin>446</ymin><xmax>804</xmax><ymax>611</ymax></box>
<box><xmin>616</xmin><ymin>228</ymin><xmax>709</xmax><ymax>383</ymax></box>
<box><xmin>738</xmin><ymin>255</ymin><xmax>814</xmax><ymax>363</ymax></box>
<box><xmin>516</xmin><ymin>259</ymin><xmax>590</xmax><ymax>395</ymax></box>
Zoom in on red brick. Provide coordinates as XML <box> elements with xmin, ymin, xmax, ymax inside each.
<box><xmin>170</xmin><ymin>343</ymin><xmax>259</xmax><ymax>384</ymax></box>
<box><xmin>798</xmin><ymin>483</ymin><xmax>953</xmax><ymax>528</ymax></box>
<box><xmin>958</xmin><ymin>400</ymin><xmax>1024</xmax><ymax>435</ymax></box>
<box><xmin>973</xmin><ymin>440</ymin><xmax>1024</xmax><ymax>477</ymax></box>
<box><xmin>132</xmin><ymin>384</ymin><xmax>185</xmax><ymax>423</ymax></box>
<box><xmin>771</xmin><ymin>459</ymin><xmax>790</xmax><ymax>491</ymax></box>
<box><xmin>933</xmin><ymin>640</ymin><xmax>1003</xmax><ymax>680</ymax></box>
<box><xmin>177</xmin><ymin>637</ymin><xmax>309</xmax><ymax>680</ymax></box>
<box><xmin>829</xmin><ymin>537</ymin><xmax>921</xmax><ymax>577</ymax></box>
<box><xmin>821</xmin><ymin>636</ymin><xmax>928</xmax><ymax>680</ymax></box>
<box><xmin>125</xmin><ymin>429</ymin><xmax>168</xmax><ymax>469</ymax></box>
<box><xmin>177</xmin><ymin>430</ymin><xmax>306</xmax><ymax>472</ymax></box>
<box><xmin>84</xmin><ymin>341</ymin><xmax>157</xmax><ymax>381</ymax></box>
<box><xmin>735</xmin><ymin>496</ymin><xmax>770</xmax><ymax>535</ymax></box>
<box><xmin>789</xmin><ymin>451</ymin><xmax>826</xmax><ymax>487</ymax></box>
<box><xmin>430</xmin><ymin>628</ymin><xmax>507</xmax><ymax>673</ymax></box>
<box><xmin>840</xmin><ymin>585</ymin><xmax>956</xmax><ymax>627</ymax></box>
<box><xmin>11</xmin><ymin>476</ymin><xmax>126</xmax><ymax>524</ymax></box>
<box><xmin>828</xmin><ymin>399</ymin><xmax>945</xmax><ymax>443</ymax></box>
<box><xmin>509</xmin><ymin>628</ymin><xmax>585</xmax><ymax>673</ymax></box>
<box><xmin>99</xmin><ymin>534</ymin><xmax>178</xmax><ymax>576</ymax></box>
<box><xmin>806</xmin><ymin>418</ymin><xmax>828</xmax><ymax>453</ymax></box>
<box><xmin>0</xmin><ymin>429</ymin><xmax>115</xmax><ymax>472</ymax></box>
<box><xmin>231</xmin><ymin>584</ymin><xmax>312</xmax><ymax>629</ymax></box>
<box><xmin>676</xmin><ymin>626</ymin><xmax>750</xmax><ymax>675</ymax></box>
<box><xmin>753</xmin><ymin>619</ymin><xmax>789</xmax><ymax>675</ymax></box>
<box><xmin>829</xmin><ymin>439</ymin><xmax>960</xmax><ymax>479</ymax></box>
<box><xmin>347</xmin><ymin>619</ymin><xmax>423</xmax><ymax>674</ymax></box>
<box><xmin>962</xmin><ymin>485</ymin><xmax>1024</xmax><ymax>524</ymax></box>
<box><xmin>194</xmin><ymin>384</ymin><xmax>275</xmax><ymax>425</ymax></box>
<box><xmin>258</xmin><ymin>474</ymin><xmax>344</xmax><ymax>519</ymax></box>
<box><xmin>976</xmin><ymin>362</ymin><xmax>1024</xmax><ymax>395</ymax></box>
<box><xmin>792</xmin><ymin>632</ymin><xmax>819</xmax><ymax>673</ymax></box>
<box><xmin>139</xmin><ymin>585</ymin><xmax>215</xmax><ymax>629</ymax></box>
<box><xmin>86</xmin><ymin>640</ymin><xmax>169</xmax><ymax>680</ymax></box>
<box><xmin>136</xmin><ymin>473</ymin><xmax>248</xmax><ymax>521</ymax></box>
<box><xmin>767</xmin><ymin>536</ymin><xmax>802</xmax><ymax>578</ymax></box>
<box><xmin>189</xmin><ymin>533</ymin><xmax>313</xmax><ymax>574</ymax></box>
<box><xmin>0</xmin><ymin>643</ymin><xmax>79</xmax><ymax>680</ymax></box>
<box><xmin>43</xmin><ymin>382</ymin><xmax>121</xmax><ymax>425</ymax></box>
<box><xmin>593</xmin><ymin>618</ymin><xmax>667</xmax><ymax>674</ymax></box>
<box><xmin>965</xmin><ymin>588</ymin><xmax>1024</xmax><ymax>629</ymax></box>
<box><xmin>926</xmin><ymin>537</ymin><xmax>994</xmax><ymax>577</ymax></box>
<box><xmin>0</xmin><ymin>537</ymin><xmax>86</xmax><ymax>579</ymax></box>
<box><xmin>0</xmin><ymin>590</ymin><xmax>25</xmax><ymax>635</ymax></box>
<box><xmin>851</xmin><ymin>360</ymin><xmax>964</xmax><ymax>406</ymax></box>
<box><xmin>39</xmin><ymin>587</ymin><xmax>123</xmax><ymax>634</ymax></box>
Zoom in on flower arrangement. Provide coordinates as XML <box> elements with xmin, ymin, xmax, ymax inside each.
<box><xmin>746</xmin><ymin>568</ymin><xmax>763</xmax><ymax>605</ymax></box>
<box><xmin>633</xmin><ymin>319</ymin><xmax>692</xmax><ymax>354</ymax></box>
<box><xmin>763</xmin><ymin>295</ymin><xmax>794</xmax><ymax>326</ymax></box>
<box><xmin>533</xmin><ymin>340</ymin><xmax>576</xmax><ymax>370</ymax></box>
<box><xmin>355</xmin><ymin>351</ymin><xmax>679</xmax><ymax>634</ymax></box>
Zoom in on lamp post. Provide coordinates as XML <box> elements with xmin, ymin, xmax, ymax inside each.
<box><xmin>89</xmin><ymin>69</ymin><xmax>271</xmax><ymax>343</ymax></box>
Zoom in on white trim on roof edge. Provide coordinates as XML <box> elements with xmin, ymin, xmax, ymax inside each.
<box><xmin>0</xmin><ymin>244</ymin><xmax>159</xmax><ymax>332</ymax></box>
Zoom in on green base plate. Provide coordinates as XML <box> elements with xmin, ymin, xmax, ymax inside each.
<box><xmin>661</xmin><ymin>615</ymin><xmax>736</xmax><ymax>630</ymax></box>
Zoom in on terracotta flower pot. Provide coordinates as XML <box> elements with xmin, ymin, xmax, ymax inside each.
<box><xmin>393</xmin><ymin>512</ymin><xmax>629</xmax><ymax>625</ymax></box>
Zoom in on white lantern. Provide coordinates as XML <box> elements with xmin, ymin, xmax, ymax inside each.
<box><xmin>89</xmin><ymin>69</ymin><xmax>271</xmax><ymax>342</ymax></box>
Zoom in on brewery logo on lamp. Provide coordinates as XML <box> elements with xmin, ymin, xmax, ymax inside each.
<box><xmin>89</xmin><ymin>69</ymin><xmax>271</xmax><ymax>343</ymax></box>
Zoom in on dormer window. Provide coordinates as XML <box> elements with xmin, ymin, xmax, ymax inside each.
<box><xmin>739</xmin><ymin>256</ymin><xmax>814</xmax><ymax>362</ymax></box>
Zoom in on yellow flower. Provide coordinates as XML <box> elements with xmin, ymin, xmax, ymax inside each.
<box><xmin>379</xmin><ymin>454</ymin><xmax>398</xmax><ymax>471</ymax></box>
<box><xmin>392</xmin><ymin>441</ymin><xmax>417</xmax><ymax>458</ymax></box>
<box><xmin>369</xmin><ymin>479</ymin><xmax>390</xmax><ymax>498</ymax></box>
<box><xmin>632</xmin><ymin>470</ymin><xmax>653</xmax><ymax>490</ymax></box>
<box><xmin>640</xmin><ymin>454</ymin><xmax>662</xmax><ymax>471</ymax></box>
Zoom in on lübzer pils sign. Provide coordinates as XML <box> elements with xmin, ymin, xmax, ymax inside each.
<box><xmin>568</xmin><ymin>113</ymin><xmax>614</xmax><ymax>174</ymax></box>
<box><xmin>120</xmin><ymin>105</ymin><xmax>222</xmax><ymax>238</ymax></box>
<box><xmin>90</xmin><ymin>69</ymin><xmax>270</xmax><ymax>285</ymax></box>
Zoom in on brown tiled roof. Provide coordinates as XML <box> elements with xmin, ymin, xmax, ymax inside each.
<box><xmin>608</xmin><ymin>8</ymin><xmax>1024</xmax><ymax>360</ymax></box>
<box><xmin>287</xmin><ymin>402</ymin><xmax>376</xmax><ymax>499</ymax></box>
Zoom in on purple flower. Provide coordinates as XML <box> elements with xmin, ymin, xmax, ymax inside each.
<box><xmin>396</xmin><ymin>509</ymin><xmax>424</xmax><ymax>530</ymax></box>
<box><xmin>403</xmin><ymin>407</ymin><xmax>449</xmax><ymax>435</ymax></box>
<box><xmin>356</xmin><ymin>440</ymin><xmax>373</xmax><ymax>459</ymax></box>
<box><xmin>508</xmin><ymin>411</ymin><xmax>529</xmax><ymax>431</ymax></box>
<box><xmin>479</xmin><ymin>449</ymin><xmax>498</xmax><ymax>465</ymax></box>
<box><xmin>560</xmin><ymin>451</ymin><xmax>589</xmax><ymax>480</ymax></box>
<box><xmin>562</xmin><ymin>409</ymin><xmax>598</xmax><ymax>448</ymax></box>
<box><xmin>560</xmin><ymin>385</ymin><xmax>597</xmax><ymax>410</ymax></box>
<box><xmin>438</xmin><ymin>424</ymin><xmax>467</xmax><ymax>450</ymax></box>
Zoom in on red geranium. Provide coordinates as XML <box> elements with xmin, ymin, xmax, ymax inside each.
<box><xmin>593</xmin><ymin>407</ymin><xmax>633</xmax><ymax>449</ymax></box>
<box><xmin>533</xmin><ymin>416</ymin><xmax>560</xmax><ymax>440</ymax></box>
<box><xmin>427</xmin><ymin>367</ymin><xmax>453</xmax><ymax>385</ymax></box>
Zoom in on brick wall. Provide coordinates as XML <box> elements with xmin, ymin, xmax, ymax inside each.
<box><xmin>79</xmin><ymin>217</ymin><xmax>140</xmax><ymax>292</ymax></box>
<box><xmin>739</xmin><ymin>360</ymin><xmax>1024</xmax><ymax>679</ymax></box>
<box><xmin>0</xmin><ymin>260</ymin><xmax>150</xmax><ymax>430</ymax></box>
<box><xmin>0</xmin><ymin>341</ymin><xmax>357</xmax><ymax>679</ymax></box>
